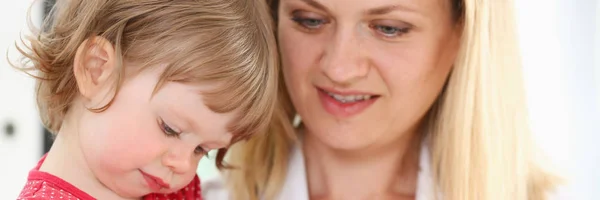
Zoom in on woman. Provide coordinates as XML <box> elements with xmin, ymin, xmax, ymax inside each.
<box><xmin>203</xmin><ymin>0</ymin><xmax>559</xmax><ymax>199</ymax></box>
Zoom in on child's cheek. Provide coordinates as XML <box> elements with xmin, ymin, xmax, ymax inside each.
<box><xmin>86</xmin><ymin>111</ymin><xmax>166</xmax><ymax>173</ymax></box>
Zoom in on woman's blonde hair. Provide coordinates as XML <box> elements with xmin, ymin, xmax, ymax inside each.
<box><xmin>223</xmin><ymin>0</ymin><xmax>558</xmax><ymax>199</ymax></box>
<box><xmin>13</xmin><ymin>0</ymin><xmax>278</xmax><ymax>169</ymax></box>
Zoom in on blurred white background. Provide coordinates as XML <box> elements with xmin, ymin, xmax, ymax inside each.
<box><xmin>0</xmin><ymin>0</ymin><xmax>598</xmax><ymax>199</ymax></box>
<box><xmin>0</xmin><ymin>0</ymin><xmax>43</xmax><ymax>198</ymax></box>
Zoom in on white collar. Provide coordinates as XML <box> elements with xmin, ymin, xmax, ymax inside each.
<box><xmin>275</xmin><ymin>144</ymin><xmax>310</xmax><ymax>200</ymax></box>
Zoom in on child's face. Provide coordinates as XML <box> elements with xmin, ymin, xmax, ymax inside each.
<box><xmin>77</xmin><ymin>65</ymin><xmax>234</xmax><ymax>196</ymax></box>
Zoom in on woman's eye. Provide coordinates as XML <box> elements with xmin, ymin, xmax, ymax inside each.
<box><xmin>290</xmin><ymin>10</ymin><xmax>328</xmax><ymax>30</ymax></box>
<box><xmin>371</xmin><ymin>24</ymin><xmax>411</xmax><ymax>38</ymax></box>
<box><xmin>292</xmin><ymin>17</ymin><xmax>326</xmax><ymax>29</ymax></box>
<box><xmin>159</xmin><ymin>119</ymin><xmax>180</xmax><ymax>137</ymax></box>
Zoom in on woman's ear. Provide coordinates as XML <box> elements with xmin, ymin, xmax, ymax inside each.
<box><xmin>73</xmin><ymin>36</ymin><xmax>117</xmax><ymax>107</ymax></box>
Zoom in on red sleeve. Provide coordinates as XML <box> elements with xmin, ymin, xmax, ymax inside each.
<box><xmin>143</xmin><ymin>175</ymin><xmax>202</xmax><ymax>200</ymax></box>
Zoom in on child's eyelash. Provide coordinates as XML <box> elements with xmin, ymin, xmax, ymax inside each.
<box><xmin>158</xmin><ymin>118</ymin><xmax>210</xmax><ymax>158</ymax></box>
<box><xmin>159</xmin><ymin>118</ymin><xmax>210</xmax><ymax>158</ymax></box>
<box><xmin>159</xmin><ymin>119</ymin><xmax>180</xmax><ymax>137</ymax></box>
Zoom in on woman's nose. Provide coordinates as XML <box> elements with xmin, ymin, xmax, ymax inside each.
<box><xmin>320</xmin><ymin>27</ymin><xmax>369</xmax><ymax>85</ymax></box>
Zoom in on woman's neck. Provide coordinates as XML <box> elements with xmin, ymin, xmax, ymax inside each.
<box><xmin>303</xmin><ymin>130</ymin><xmax>421</xmax><ymax>200</ymax></box>
<box><xmin>39</xmin><ymin>109</ymin><xmax>136</xmax><ymax>200</ymax></box>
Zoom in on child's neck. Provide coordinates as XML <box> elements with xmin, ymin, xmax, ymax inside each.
<box><xmin>39</xmin><ymin>110</ymin><xmax>138</xmax><ymax>200</ymax></box>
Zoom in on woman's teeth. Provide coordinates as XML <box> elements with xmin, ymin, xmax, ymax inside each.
<box><xmin>326</xmin><ymin>92</ymin><xmax>372</xmax><ymax>103</ymax></box>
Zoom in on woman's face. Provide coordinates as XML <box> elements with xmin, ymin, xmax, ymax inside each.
<box><xmin>278</xmin><ymin>0</ymin><xmax>461</xmax><ymax>150</ymax></box>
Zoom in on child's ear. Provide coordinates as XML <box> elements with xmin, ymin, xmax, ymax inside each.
<box><xmin>73</xmin><ymin>36</ymin><xmax>117</xmax><ymax>107</ymax></box>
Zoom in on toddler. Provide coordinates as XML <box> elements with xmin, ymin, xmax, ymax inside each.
<box><xmin>14</xmin><ymin>0</ymin><xmax>277</xmax><ymax>199</ymax></box>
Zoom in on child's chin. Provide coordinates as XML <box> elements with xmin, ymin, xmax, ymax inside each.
<box><xmin>111</xmin><ymin>184</ymin><xmax>147</xmax><ymax>198</ymax></box>
<box><xmin>154</xmin><ymin>187</ymin><xmax>180</xmax><ymax>194</ymax></box>
<box><xmin>115</xmin><ymin>189</ymin><xmax>147</xmax><ymax>199</ymax></box>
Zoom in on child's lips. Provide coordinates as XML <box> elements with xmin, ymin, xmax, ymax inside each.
<box><xmin>139</xmin><ymin>170</ymin><xmax>170</xmax><ymax>190</ymax></box>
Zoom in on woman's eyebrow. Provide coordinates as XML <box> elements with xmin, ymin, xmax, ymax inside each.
<box><xmin>298</xmin><ymin>0</ymin><xmax>330</xmax><ymax>13</ymax></box>
<box><xmin>366</xmin><ymin>4</ymin><xmax>418</xmax><ymax>16</ymax></box>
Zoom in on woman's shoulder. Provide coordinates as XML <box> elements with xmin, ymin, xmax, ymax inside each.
<box><xmin>200</xmin><ymin>144</ymin><xmax>309</xmax><ymax>200</ymax></box>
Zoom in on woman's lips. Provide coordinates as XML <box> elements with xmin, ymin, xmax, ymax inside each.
<box><xmin>316</xmin><ymin>87</ymin><xmax>380</xmax><ymax>117</ymax></box>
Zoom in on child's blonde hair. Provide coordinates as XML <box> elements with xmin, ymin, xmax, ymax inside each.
<box><xmin>14</xmin><ymin>0</ymin><xmax>278</xmax><ymax>169</ymax></box>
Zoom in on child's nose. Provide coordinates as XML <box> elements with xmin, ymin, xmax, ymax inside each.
<box><xmin>162</xmin><ymin>148</ymin><xmax>194</xmax><ymax>174</ymax></box>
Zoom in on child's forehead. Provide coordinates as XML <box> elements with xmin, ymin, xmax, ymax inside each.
<box><xmin>152</xmin><ymin>80</ymin><xmax>221</xmax><ymax>102</ymax></box>
<box><xmin>153</xmin><ymin>81</ymin><xmax>239</xmax><ymax>126</ymax></box>
<box><xmin>154</xmin><ymin>81</ymin><xmax>219</xmax><ymax>109</ymax></box>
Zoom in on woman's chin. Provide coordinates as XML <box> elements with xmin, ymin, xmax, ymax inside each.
<box><xmin>305</xmin><ymin>126</ymin><xmax>381</xmax><ymax>152</ymax></box>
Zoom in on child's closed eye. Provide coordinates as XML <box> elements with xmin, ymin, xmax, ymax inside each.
<box><xmin>159</xmin><ymin>118</ymin><xmax>181</xmax><ymax>137</ymax></box>
<box><xmin>159</xmin><ymin>118</ymin><xmax>210</xmax><ymax>158</ymax></box>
